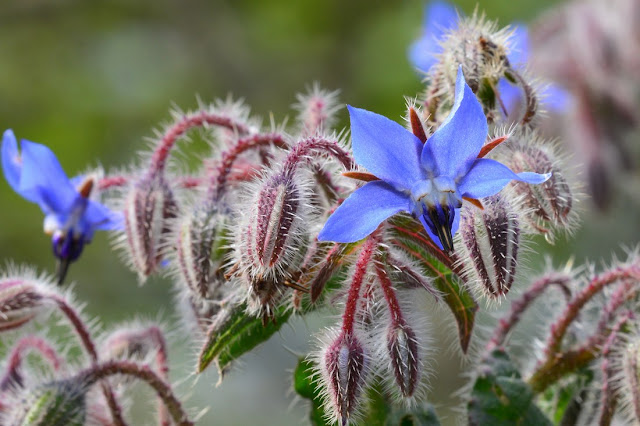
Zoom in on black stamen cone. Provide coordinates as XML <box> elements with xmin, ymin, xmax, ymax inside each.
<box><xmin>426</xmin><ymin>205</ymin><xmax>455</xmax><ymax>253</ymax></box>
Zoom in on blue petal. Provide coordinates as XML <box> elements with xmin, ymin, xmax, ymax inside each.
<box><xmin>85</xmin><ymin>200</ymin><xmax>124</xmax><ymax>232</ymax></box>
<box><xmin>348</xmin><ymin>106</ymin><xmax>425</xmax><ymax>191</ymax></box>
<box><xmin>458</xmin><ymin>158</ymin><xmax>551</xmax><ymax>199</ymax></box>
<box><xmin>498</xmin><ymin>78</ymin><xmax>522</xmax><ymax>114</ymax></box>
<box><xmin>419</xmin><ymin>207</ymin><xmax>461</xmax><ymax>250</ymax></box>
<box><xmin>318</xmin><ymin>181</ymin><xmax>410</xmax><ymax>243</ymax></box>
<box><xmin>2</xmin><ymin>129</ymin><xmax>22</xmax><ymax>194</ymax></box>
<box><xmin>507</xmin><ymin>24</ymin><xmax>529</xmax><ymax>66</ymax></box>
<box><xmin>422</xmin><ymin>67</ymin><xmax>488</xmax><ymax>178</ymax></box>
<box><xmin>408</xmin><ymin>1</ymin><xmax>458</xmax><ymax>72</ymax></box>
<box><xmin>542</xmin><ymin>84</ymin><xmax>571</xmax><ymax>112</ymax></box>
<box><xmin>19</xmin><ymin>140</ymin><xmax>77</xmax><ymax>214</ymax></box>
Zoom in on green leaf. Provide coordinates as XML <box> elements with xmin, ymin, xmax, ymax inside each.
<box><xmin>468</xmin><ymin>349</ymin><xmax>552</xmax><ymax>426</ymax></box>
<box><xmin>199</xmin><ymin>270</ymin><xmax>346</xmax><ymax>375</ymax></box>
<box><xmin>389</xmin><ymin>215</ymin><xmax>478</xmax><ymax>352</ymax></box>
<box><xmin>294</xmin><ymin>358</ymin><xmax>330</xmax><ymax>426</ymax></box>
<box><xmin>385</xmin><ymin>403</ymin><xmax>441</xmax><ymax>426</ymax></box>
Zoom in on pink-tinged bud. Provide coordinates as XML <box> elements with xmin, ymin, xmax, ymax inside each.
<box><xmin>320</xmin><ymin>331</ymin><xmax>369</xmax><ymax>426</ymax></box>
<box><xmin>235</xmin><ymin>171</ymin><xmax>309</xmax><ymax>317</ymax></box>
<box><xmin>387</xmin><ymin>323</ymin><xmax>421</xmax><ymax>398</ymax></box>
<box><xmin>175</xmin><ymin>204</ymin><xmax>225</xmax><ymax>299</ymax></box>
<box><xmin>505</xmin><ymin>134</ymin><xmax>577</xmax><ymax>241</ymax></box>
<box><xmin>294</xmin><ymin>84</ymin><xmax>340</xmax><ymax>135</ymax></box>
<box><xmin>460</xmin><ymin>195</ymin><xmax>520</xmax><ymax>298</ymax></box>
<box><xmin>617</xmin><ymin>339</ymin><xmax>640</xmax><ymax>423</ymax></box>
<box><xmin>0</xmin><ymin>278</ymin><xmax>46</xmax><ymax>332</ymax></box>
<box><xmin>123</xmin><ymin>175</ymin><xmax>178</xmax><ymax>281</ymax></box>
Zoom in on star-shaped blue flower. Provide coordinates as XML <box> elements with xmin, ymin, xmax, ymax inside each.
<box><xmin>2</xmin><ymin>129</ymin><xmax>122</xmax><ymax>281</ymax></box>
<box><xmin>318</xmin><ymin>67</ymin><xmax>550</xmax><ymax>252</ymax></box>
<box><xmin>408</xmin><ymin>1</ymin><xmax>570</xmax><ymax>112</ymax></box>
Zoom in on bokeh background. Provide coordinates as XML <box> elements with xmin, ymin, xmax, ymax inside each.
<box><xmin>1</xmin><ymin>0</ymin><xmax>638</xmax><ymax>424</ymax></box>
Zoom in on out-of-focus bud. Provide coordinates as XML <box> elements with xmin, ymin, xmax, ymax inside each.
<box><xmin>0</xmin><ymin>277</ymin><xmax>46</xmax><ymax>332</ymax></box>
<box><xmin>320</xmin><ymin>330</ymin><xmax>369</xmax><ymax>426</ymax></box>
<box><xmin>503</xmin><ymin>132</ymin><xmax>577</xmax><ymax>242</ymax></box>
<box><xmin>122</xmin><ymin>174</ymin><xmax>177</xmax><ymax>281</ymax></box>
<box><xmin>460</xmin><ymin>195</ymin><xmax>520</xmax><ymax>298</ymax></box>
<box><xmin>616</xmin><ymin>338</ymin><xmax>640</xmax><ymax>424</ymax></box>
<box><xmin>387</xmin><ymin>323</ymin><xmax>421</xmax><ymax>399</ymax></box>
<box><xmin>4</xmin><ymin>380</ymin><xmax>87</xmax><ymax>426</ymax></box>
<box><xmin>175</xmin><ymin>204</ymin><xmax>226</xmax><ymax>299</ymax></box>
<box><xmin>234</xmin><ymin>171</ymin><xmax>310</xmax><ymax>318</ymax></box>
<box><xmin>294</xmin><ymin>84</ymin><xmax>340</xmax><ymax>136</ymax></box>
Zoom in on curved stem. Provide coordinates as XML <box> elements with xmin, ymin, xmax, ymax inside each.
<box><xmin>281</xmin><ymin>136</ymin><xmax>355</xmax><ymax>177</ymax></box>
<box><xmin>79</xmin><ymin>360</ymin><xmax>193</xmax><ymax>426</ymax></box>
<box><xmin>374</xmin><ymin>258</ymin><xmax>405</xmax><ymax>328</ymax></box>
<box><xmin>48</xmin><ymin>295</ymin><xmax>126</xmax><ymax>426</ymax></box>
<box><xmin>149</xmin><ymin>110</ymin><xmax>251</xmax><ymax>174</ymax></box>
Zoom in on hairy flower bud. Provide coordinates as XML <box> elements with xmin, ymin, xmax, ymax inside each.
<box><xmin>319</xmin><ymin>331</ymin><xmax>370</xmax><ymax>426</ymax></box>
<box><xmin>503</xmin><ymin>133</ymin><xmax>577</xmax><ymax>242</ymax></box>
<box><xmin>122</xmin><ymin>174</ymin><xmax>177</xmax><ymax>281</ymax></box>
<box><xmin>387</xmin><ymin>323</ymin><xmax>421</xmax><ymax>399</ymax></box>
<box><xmin>3</xmin><ymin>380</ymin><xmax>87</xmax><ymax>426</ymax></box>
<box><xmin>294</xmin><ymin>84</ymin><xmax>340</xmax><ymax>136</ymax></box>
<box><xmin>460</xmin><ymin>195</ymin><xmax>520</xmax><ymax>298</ymax></box>
<box><xmin>175</xmin><ymin>204</ymin><xmax>226</xmax><ymax>299</ymax></box>
<box><xmin>0</xmin><ymin>277</ymin><xmax>46</xmax><ymax>332</ymax></box>
<box><xmin>617</xmin><ymin>339</ymin><xmax>640</xmax><ymax>423</ymax></box>
<box><xmin>234</xmin><ymin>171</ymin><xmax>310</xmax><ymax>317</ymax></box>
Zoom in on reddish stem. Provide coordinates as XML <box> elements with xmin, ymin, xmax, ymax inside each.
<box><xmin>374</xmin><ymin>259</ymin><xmax>405</xmax><ymax>327</ymax></box>
<box><xmin>282</xmin><ymin>136</ymin><xmax>355</xmax><ymax>177</ymax></box>
<box><xmin>149</xmin><ymin>111</ymin><xmax>251</xmax><ymax>174</ymax></box>
<box><xmin>0</xmin><ymin>336</ymin><xmax>63</xmax><ymax>390</ymax></box>
<box><xmin>98</xmin><ymin>176</ymin><xmax>128</xmax><ymax>190</ymax></box>
<box><xmin>48</xmin><ymin>295</ymin><xmax>126</xmax><ymax>426</ymax></box>
<box><xmin>341</xmin><ymin>234</ymin><xmax>379</xmax><ymax>336</ymax></box>
<box><xmin>207</xmin><ymin>132</ymin><xmax>288</xmax><ymax>201</ymax></box>
<box><xmin>79</xmin><ymin>360</ymin><xmax>193</xmax><ymax>426</ymax></box>
<box><xmin>486</xmin><ymin>272</ymin><xmax>572</xmax><ymax>352</ymax></box>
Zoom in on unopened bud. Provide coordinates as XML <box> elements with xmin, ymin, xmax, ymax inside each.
<box><xmin>618</xmin><ymin>339</ymin><xmax>640</xmax><ymax>423</ymax></box>
<box><xmin>460</xmin><ymin>195</ymin><xmax>520</xmax><ymax>298</ymax></box>
<box><xmin>7</xmin><ymin>380</ymin><xmax>87</xmax><ymax>426</ymax></box>
<box><xmin>294</xmin><ymin>84</ymin><xmax>340</xmax><ymax>135</ymax></box>
<box><xmin>123</xmin><ymin>175</ymin><xmax>177</xmax><ymax>281</ymax></box>
<box><xmin>235</xmin><ymin>171</ymin><xmax>309</xmax><ymax>317</ymax></box>
<box><xmin>387</xmin><ymin>323</ymin><xmax>421</xmax><ymax>398</ymax></box>
<box><xmin>505</xmin><ymin>136</ymin><xmax>576</xmax><ymax>241</ymax></box>
<box><xmin>175</xmin><ymin>204</ymin><xmax>226</xmax><ymax>299</ymax></box>
<box><xmin>321</xmin><ymin>331</ymin><xmax>369</xmax><ymax>425</ymax></box>
<box><xmin>0</xmin><ymin>278</ymin><xmax>46</xmax><ymax>332</ymax></box>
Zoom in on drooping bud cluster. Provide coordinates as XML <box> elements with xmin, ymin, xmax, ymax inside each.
<box><xmin>530</xmin><ymin>0</ymin><xmax>640</xmax><ymax>210</ymax></box>
<box><xmin>0</xmin><ymin>275</ymin><xmax>47</xmax><ymax>332</ymax></box>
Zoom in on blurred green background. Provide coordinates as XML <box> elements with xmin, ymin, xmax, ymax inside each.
<box><xmin>1</xmin><ymin>0</ymin><xmax>638</xmax><ymax>424</ymax></box>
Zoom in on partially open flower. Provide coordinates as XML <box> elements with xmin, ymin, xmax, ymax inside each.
<box><xmin>1</xmin><ymin>130</ymin><xmax>122</xmax><ymax>283</ymax></box>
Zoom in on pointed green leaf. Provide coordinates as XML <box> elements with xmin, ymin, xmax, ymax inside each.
<box><xmin>468</xmin><ymin>349</ymin><xmax>552</xmax><ymax>426</ymax></box>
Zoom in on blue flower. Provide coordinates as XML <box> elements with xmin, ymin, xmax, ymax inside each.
<box><xmin>318</xmin><ymin>67</ymin><xmax>550</xmax><ymax>252</ymax></box>
<box><xmin>2</xmin><ymin>129</ymin><xmax>122</xmax><ymax>281</ymax></box>
<box><xmin>408</xmin><ymin>1</ymin><xmax>570</xmax><ymax>112</ymax></box>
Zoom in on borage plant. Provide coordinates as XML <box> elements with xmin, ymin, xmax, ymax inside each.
<box><xmin>1</xmin><ymin>1</ymin><xmax>639</xmax><ymax>425</ymax></box>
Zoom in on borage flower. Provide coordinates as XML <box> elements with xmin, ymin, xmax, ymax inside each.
<box><xmin>318</xmin><ymin>67</ymin><xmax>550</xmax><ymax>252</ymax></box>
<box><xmin>1</xmin><ymin>130</ymin><xmax>122</xmax><ymax>282</ymax></box>
<box><xmin>409</xmin><ymin>0</ymin><xmax>570</xmax><ymax>112</ymax></box>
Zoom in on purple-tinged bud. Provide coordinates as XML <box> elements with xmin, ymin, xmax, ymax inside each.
<box><xmin>319</xmin><ymin>330</ymin><xmax>370</xmax><ymax>426</ymax></box>
<box><xmin>235</xmin><ymin>171</ymin><xmax>310</xmax><ymax>317</ymax></box>
<box><xmin>460</xmin><ymin>195</ymin><xmax>520</xmax><ymax>298</ymax></box>
<box><xmin>0</xmin><ymin>278</ymin><xmax>46</xmax><ymax>332</ymax></box>
<box><xmin>505</xmin><ymin>137</ymin><xmax>576</xmax><ymax>242</ymax></box>
<box><xmin>175</xmin><ymin>204</ymin><xmax>226</xmax><ymax>299</ymax></box>
<box><xmin>294</xmin><ymin>84</ymin><xmax>340</xmax><ymax>136</ymax></box>
<box><xmin>122</xmin><ymin>175</ymin><xmax>178</xmax><ymax>281</ymax></box>
<box><xmin>617</xmin><ymin>339</ymin><xmax>640</xmax><ymax>423</ymax></box>
<box><xmin>387</xmin><ymin>323</ymin><xmax>421</xmax><ymax>399</ymax></box>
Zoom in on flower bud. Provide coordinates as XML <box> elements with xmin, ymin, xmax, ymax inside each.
<box><xmin>294</xmin><ymin>84</ymin><xmax>340</xmax><ymax>136</ymax></box>
<box><xmin>0</xmin><ymin>278</ymin><xmax>46</xmax><ymax>332</ymax></box>
<box><xmin>460</xmin><ymin>195</ymin><xmax>520</xmax><ymax>298</ymax></box>
<box><xmin>122</xmin><ymin>174</ymin><xmax>177</xmax><ymax>281</ymax></box>
<box><xmin>504</xmin><ymin>135</ymin><xmax>577</xmax><ymax>241</ymax></box>
<box><xmin>5</xmin><ymin>380</ymin><xmax>87</xmax><ymax>426</ymax></box>
<box><xmin>387</xmin><ymin>323</ymin><xmax>421</xmax><ymax>399</ymax></box>
<box><xmin>175</xmin><ymin>203</ymin><xmax>226</xmax><ymax>299</ymax></box>
<box><xmin>617</xmin><ymin>339</ymin><xmax>640</xmax><ymax>423</ymax></box>
<box><xmin>320</xmin><ymin>330</ymin><xmax>370</xmax><ymax>425</ymax></box>
<box><xmin>234</xmin><ymin>171</ymin><xmax>309</xmax><ymax>317</ymax></box>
